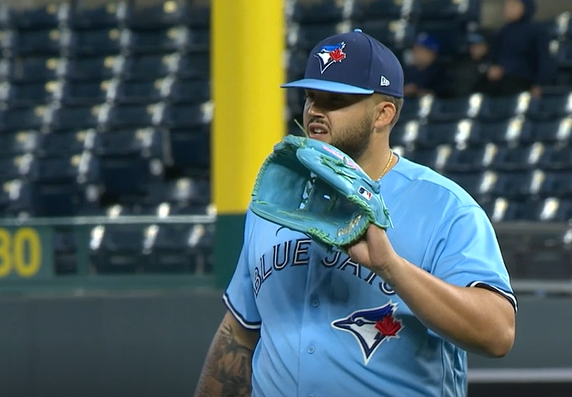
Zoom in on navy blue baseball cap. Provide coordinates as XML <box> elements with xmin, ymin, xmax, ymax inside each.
<box><xmin>281</xmin><ymin>29</ymin><xmax>404</xmax><ymax>98</ymax></box>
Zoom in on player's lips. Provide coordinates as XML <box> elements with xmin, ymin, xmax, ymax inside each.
<box><xmin>307</xmin><ymin>122</ymin><xmax>330</xmax><ymax>137</ymax></box>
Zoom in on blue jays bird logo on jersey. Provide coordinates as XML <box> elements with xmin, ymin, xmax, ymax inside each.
<box><xmin>315</xmin><ymin>42</ymin><xmax>347</xmax><ymax>74</ymax></box>
<box><xmin>332</xmin><ymin>301</ymin><xmax>403</xmax><ymax>365</ymax></box>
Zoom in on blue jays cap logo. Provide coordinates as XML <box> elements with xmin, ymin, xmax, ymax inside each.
<box><xmin>332</xmin><ymin>301</ymin><xmax>403</xmax><ymax>365</ymax></box>
<box><xmin>314</xmin><ymin>42</ymin><xmax>347</xmax><ymax>74</ymax></box>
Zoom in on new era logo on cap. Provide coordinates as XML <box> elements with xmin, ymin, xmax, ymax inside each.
<box><xmin>280</xmin><ymin>28</ymin><xmax>404</xmax><ymax>98</ymax></box>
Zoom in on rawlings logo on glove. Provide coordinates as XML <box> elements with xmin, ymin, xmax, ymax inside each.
<box><xmin>250</xmin><ymin>135</ymin><xmax>393</xmax><ymax>250</ymax></box>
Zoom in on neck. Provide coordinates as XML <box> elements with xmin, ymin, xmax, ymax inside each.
<box><xmin>358</xmin><ymin>146</ymin><xmax>395</xmax><ymax>181</ymax></box>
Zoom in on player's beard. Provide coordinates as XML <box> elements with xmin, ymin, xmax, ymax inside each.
<box><xmin>330</xmin><ymin>110</ymin><xmax>376</xmax><ymax>162</ymax></box>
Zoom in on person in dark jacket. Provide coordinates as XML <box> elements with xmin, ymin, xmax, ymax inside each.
<box><xmin>485</xmin><ymin>0</ymin><xmax>554</xmax><ymax>97</ymax></box>
<box><xmin>403</xmin><ymin>33</ymin><xmax>449</xmax><ymax>98</ymax></box>
<box><xmin>450</xmin><ymin>30</ymin><xmax>493</xmax><ymax>97</ymax></box>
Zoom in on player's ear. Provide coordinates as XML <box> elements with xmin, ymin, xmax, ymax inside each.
<box><xmin>372</xmin><ymin>99</ymin><xmax>396</xmax><ymax>131</ymax></box>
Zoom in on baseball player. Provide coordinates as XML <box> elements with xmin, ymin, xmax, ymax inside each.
<box><xmin>195</xmin><ymin>29</ymin><xmax>516</xmax><ymax>397</ymax></box>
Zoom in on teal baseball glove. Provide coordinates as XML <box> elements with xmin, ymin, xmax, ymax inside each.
<box><xmin>250</xmin><ymin>135</ymin><xmax>393</xmax><ymax>250</ymax></box>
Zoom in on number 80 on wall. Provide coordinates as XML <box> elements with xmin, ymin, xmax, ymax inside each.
<box><xmin>0</xmin><ymin>227</ymin><xmax>42</xmax><ymax>278</ymax></box>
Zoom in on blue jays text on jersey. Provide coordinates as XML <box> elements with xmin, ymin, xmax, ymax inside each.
<box><xmin>224</xmin><ymin>155</ymin><xmax>517</xmax><ymax>397</ymax></box>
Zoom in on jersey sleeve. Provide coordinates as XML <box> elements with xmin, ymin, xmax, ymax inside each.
<box><xmin>222</xmin><ymin>210</ymin><xmax>262</xmax><ymax>330</ymax></box>
<box><xmin>427</xmin><ymin>205</ymin><xmax>517</xmax><ymax>312</ymax></box>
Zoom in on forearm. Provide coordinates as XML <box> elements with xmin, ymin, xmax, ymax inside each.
<box><xmin>194</xmin><ymin>312</ymin><xmax>260</xmax><ymax>397</ymax></box>
<box><xmin>381</xmin><ymin>257</ymin><xmax>515</xmax><ymax>357</ymax></box>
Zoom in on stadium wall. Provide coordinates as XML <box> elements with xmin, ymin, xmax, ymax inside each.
<box><xmin>0</xmin><ymin>291</ymin><xmax>570</xmax><ymax>397</ymax></box>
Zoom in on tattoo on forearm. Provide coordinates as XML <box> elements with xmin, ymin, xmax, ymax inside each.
<box><xmin>195</xmin><ymin>324</ymin><xmax>254</xmax><ymax>397</ymax></box>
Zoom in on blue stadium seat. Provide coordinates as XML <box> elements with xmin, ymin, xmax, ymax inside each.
<box><xmin>0</xmin><ymin>154</ymin><xmax>31</xmax><ymax>182</ymax></box>
<box><xmin>412</xmin><ymin>121</ymin><xmax>465</xmax><ymax>148</ymax></box>
<box><xmin>168</xmin><ymin>127</ymin><xmax>210</xmax><ymax>172</ymax></box>
<box><xmin>426</xmin><ymin>95</ymin><xmax>479</xmax><ymax>122</ymax></box>
<box><xmin>538</xmin><ymin>145</ymin><xmax>572</xmax><ymax>170</ymax></box>
<box><xmin>0</xmin><ymin>81</ymin><xmax>54</xmax><ymax>107</ymax></box>
<box><xmin>0</xmin><ymin>56</ymin><xmax>59</xmax><ymax>82</ymax></box>
<box><xmin>406</xmin><ymin>146</ymin><xmax>445</xmax><ymax>169</ymax></box>
<box><xmin>355</xmin><ymin>19</ymin><xmax>416</xmax><ymax>51</ymax></box>
<box><xmin>526</xmin><ymin>92</ymin><xmax>572</xmax><ymax>121</ymax></box>
<box><xmin>163</xmin><ymin>77</ymin><xmax>210</xmax><ymax>104</ymax></box>
<box><xmin>490</xmin><ymin>170</ymin><xmax>536</xmax><ymax>199</ymax></box>
<box><xmin>419</xmin><ymin>0</ymin><xmax>480</xmax><ymax>22</ymax></box>
<box><xmin>0</xmin><ymin>131</ymin><xmax>38</xmax><ymax>157</ymax></box>
<box><xmin>158</xmin><ymin>103</ymin><xmax>211</xmax><ymax>129</ymax></box>
<box><xmin>351</xmin><ymin>0</ymin><xmax>421</xmax><ymax>21</ymax></box>
<box><xmin>143</xmin><ymin>223</ymin><xmax>197</xmax><ymax>273</ymax></box>
<box><xmin>4</xmin><ymin>28</ymin><xmax>62</xmax><ymax>57</ymax></box>
<box><xmin>443</xmin><ymin>145</ymin><xmax>493</xmax><ymax>173</ymax></box>
<box><xmin>533</xmin><ymin>197</ymin><xmax>572</xmax><ymax>222</ymax></box>
<box><xmin>544</xmin><ymin>12</ymin><xmax>572</xmax><ymax>41</ymax></box>
<box><xmin>123</xmin><ymin>26</ymin><xmax>187</xmax><ymax>54</ymax></box>
<box><xmin>66</xmin><ymin>1</ymin><xmax>122</xmax><ymax>30</ymax></box>
<box><xmin>45</xmin><ymin>104</ymin><xmax>100</xmax><ymax>132</ymax></box>
<box><xmin>469</xmin><ymin>117</ymin><xmax>534</xmax><ymax>146</ymax></box>
<box><xmin>106</xmin><ymin>79</ymin><xmax>162</xmax><ymax>104</ymax></box>
<box><xmin>144</xmin><ymin>176</ymin><xmax>210</xmax><ymax>208</ymax></box>
<box><xmin>35</xmin><ymin>131</ymin><xmax>91</xmax><ymax>158</ymax></box>
<box><xmin>529</xmin><ymin>117</ymin><xmax>572</xmax><ymax>144</ymax></box>
<box><xmin>90</xmin><ymin>223</ymin><xmax>145</xmax><ymax>274</ymax></box>
<box><xmin>489</xmin><ymin>143</ymin><xmax>544</xmax><ymax>171</ymax></box>
<box><xmin>27</xmin><ymin>152</ymin><xmax>99</xmax><ymax>185</ymax></box>
<box><xmin>444</xmin><ymin>170</ymin><xmax>490</xmax><ymax>198</ymax></box>
<box><xmin>92</xmin><ymin>128</ymin><xmax>165</xmax><ymax>158</ymax></box>
<box><xmin>2</xmin><ymin>3</ymin><xmax>62</xmax><ymax>30</ymax></box>
<box><xmin>123</xmin><ymin>0</ymin><xmax>188</xmax><ymax>29</ymax></box>
<box><xmin>96</xmin><ymin>156</ymin><xmax>155</xmax><ymax>198</ymax></box>
<box><xmin>64</xmin><ymin>28</ymin><xmax>122</xmax><ymax>56</ymax></box>
<box><xmin>57</xmin><ymin>55</ymin><xmax>116</xmax><ymax>82</ymax></box>
<box><xmin>398</xmin><ymin>96</ymin><xmax>421</xmax><ymax>123</ymax></box>
<box><xmin>187</xmin><ymin>0</ymin><xmax>211</xmax><ymax>29</ymax></box>
<box><xmin>54</xmin><ymin>80</ymin><xmax>109</xmax><ymax>106</ymax></box>
<box><xmin>552</xmin><ymin>39</ymin><xmax>572</xmax><ymax>68</ymax></box>
<box><xmin>290</xmin><ymin>0</ymin><xmax>346</xmax><ymax>24</ymax></box>
<box><xmin>118</xmin><ymin>53</ymin><xmax>172</xmax><ymax>81</ymax></box>
<box><xmin>286</xmin><ymin>50</ymin><xmax>309</xmax><ymax>82</ymax></box>
<box><xmin>0</xmin><ymin>105</ymin><xmax>46</xmax><ymax>132</ymax></box>
<box><xmin>480</xmin><ymin>197</ymin><xmax>538</xmax><ymax>222</ymax></box>
<box><xmin>288</xmin><ymin>23</ymin><xmax>343</xmax><ymax>51</ymax></box>
<box><xmin>539</xmin><ymin>170</ymin><xmax>572</xmax><ymax>198</ymax></box>
<box><xmin>185</xmin><ymin>28</ymin><xmax>210</xmax><ymax>52</ymax></box>
<box><xmin>98</xmin><ymin>103</ymin><xmax>155</xmax><ymax>130</ymax></box>
<box><xmin>173</xmin><ymin>52</ymin><xmax>210</xmax><ymax>80</ymax></box>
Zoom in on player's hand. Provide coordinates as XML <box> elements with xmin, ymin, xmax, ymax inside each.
<box><xmin>346</xmin><ymin>225</ymin><xmax>402</xmax><ymax>277</ymax></box>
<box><xmin>487</xmin><ymin>65</ymin><xmax>504</xmax><ymax>81</ymax></box>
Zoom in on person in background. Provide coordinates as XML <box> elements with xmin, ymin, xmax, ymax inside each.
<box><xmin>403</xmin><ymin>33</ymin><xmax>449</xmax><ymax>98</ymax></box>
<box><xmin>485</xmin><ymin>0</ymin><xmax>554</xmax><ymax>97</ymax></box>
<box><xmin>451</xmin><ymin>30</ymin><xmax>493</xmax><ymax>97</ymax></box>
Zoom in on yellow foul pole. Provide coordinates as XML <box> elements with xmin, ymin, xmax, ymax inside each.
<box><xmin>212</xmin><ymin>0</ymin><xmax>285</xmax><ymax>287</ymax></box>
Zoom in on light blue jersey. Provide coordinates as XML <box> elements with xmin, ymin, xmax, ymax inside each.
<box><xmin>224</xmin><ymin>154</ymin><xmax>517</xmax><ymax>397</ymax></box>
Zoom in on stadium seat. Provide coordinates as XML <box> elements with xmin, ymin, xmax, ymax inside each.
<box><xmin>481</xmin><ymin>197</ymin><xmax>539</xmax><ymax>222</ymax></box>
<box><xmin>444</xmin><ymin>144</ymin><xmax>498</xmax><ymax>173</ymax></box>
<box><xmin>168</xmin><ymin>127</ymin><xmax>210</xmax><ymax>172</ymax></box>
<box><xmin>444</xmin><ymin>170</ymin><xmax>491</xmax><ymax>198</ymax></box>
<box><xmin>490</xmin><ymin>170</ymin><xmax>537</xmax><ymax>199</ymax></box>
<box><xmin>477</xmin><ymin>92</ymin><xmax>532</xmax><ymax>122</ymax></box>
<box><xmin>187</xmin><ymin>0</ymin><xmax>211</xmax><ymax>29</ymax></box>
<box><xmin>411</xmin><ymin>121</ymin><xmax>466</xmax><ymax>148</ymax></box>
<box><xmin>351</xmin><ymin>0</ymin><xmax>421</xmax><ymax>21</ymax></box>
<box><xmin>426</xmin><ymin>95</ymin><xmax>480</xmax><ymax>122</ymax></box>
<box><xmin>90</xmin><ymin>223</ymin><xmax>146</xmax><ymax>274</ymax></box>
<box><xmin>92</xmin><ymin>128</ymin><xmax>165</xmax><ymax>158</ymax></box>
<box><xmin>538</xmin><ymin>145</ymin><xmax>572</xmax><ymax>170</ymax></box>
<box><xmin>145</xmin><ymin>176</ymin><xmax>210</xmax><ymax>206</ymax></box>
<box><xmin>355</xmin><ymin>19</ymin><xmax>416</xmax><ymax>51</ymax></box>
<box><xmin>63</xmin><ymin>28</ymin><xmax>122</xmax><ymax>56</ymax></box>
<box><xmin>0</xmin><ymin>105</ymin><xmax>46</xmax><ymax>132</ymax></box>
<box><xmin>65</xmin><ymin>0</ymin><xmax>123</xmax><ymax>30</ymax></box>
<box><xmin>157</xmin><ymin>102</ymin><xmax>212</xmax><ymax>129</ymax></box>
<box><xmin>0</xmin><ymin>131</ymin><xmax>38</xmax><ymax>157</ymax></box>
<box><xmin>1</xmin><ymin>3</ymin><xmax>62</xmax><ymax>30</ymax></box>
<box><xmin>162</xmin><ymin>77</ymin><xmax>210</xmax><ymax>104</ymax></box>
<box><xmin>117</xmin><ymin>53</ymin><xmax>172</xmax><ymax>81</ymax></box>
<box><xmin>57</xmin><ymin>55</ymin><xmax>116</xmax><ymax>82</ymax></box>
<box><xmin>96</xmin><ymin>155</ymin><xmax>155</xmax><ymax>198</ymax></box>
<box><xmin>418</xmin><ymin>0</ymin><xmax>480</xmax><ymax>22</ymax></box>
<box><xmin>122</xmin><ymin>26</ymin><xmax>188</xmax><ymax>54</ymax></box>
<box><xmin>123</xmin><ymin>0</ymin><xmax>188</xmax><ymax>30</ymax></box>
<box><xmin>0</xmin><ymin>80</ymin><xmax>54</xmax><ymax>107</ymax></box>
<box><xmin>489</xmin><ymin>143</ymin><xmax>544</xmax><ymax>171</ymax></box>
<box><xmin>469</xmin><ymin>117</ymin><xmax>534</xmax><ymax>146</ymax></box>
<box><xmin>35</xmin><ymin>131</ymin><xmax>92</xmax><ymax>158</ymax></box>
<box><xmin>0</xmin><ymin>154</ymin><xmax>32</xmax><ymax>182</ymax></box>
<box><xmin>54</xmin><ymin>80</ymin><xmax>109</xmax><ymax>106</ymax></box>
<box><xmin>143</xmin><ymin>223</ymin><xmax>196</xmax><ymax>273</ymax></box>
<box><xmin>526</xmin><ymin>92</ymin><xmax>572</xmax><ymax>121</ymax></box>
<box><xmin>537</xmin><ymin>170</ymin><xmax>572</xmax><ymax>198</ymax></box>
<box><xmin>2</xmin><ymin>28</ymin><xmax>62</xmax><ymax>57</ymax></box>
<box><xmin>286</xmin><ymin>50</ymin><xmax>310</xmax><ymax>82</ymax></box>
<box><xmin>551</xmin><ymin>39</ymin><xmax>572</xmax><ymax>68</ymax></box>
<box><xmin>529</xmin><ymin>117</ymin><xmax>572</xmax><ymax>144</ymax></box>
<box><xmin>44</xmin><ymin>104</ymin><xmax>101</xmax><ymax>132</ymax></box>
<box><xmin>171</xmin><ymin>52</ymin><xmax>210</xmax><ymax>80</ymax></box>
<box><xmin>0</xmin><ymin>56</ymin><xmax>59</xmax><ymax>82</ymax></box>
<box><xmin>398</xmin><ymin>96</ymin><xmax>422</xmax><ymax>123</ymax></box>
<box><xmin>290</xmin><ymin>0</ymin><xmax>346</xmax><ymax>24</ymax></box>
<box><xmin>97</xmin><ymin>103</ymin><xmax>156</xmax><ymax>130</ymax></box>
<box><xmin>106</xmin><ymin>78</ymin><xmax>162</xmax><ymax>104</ymax></box>
<box><xmin>288</xmin><ymin>22</ymin><xmax>344</xmax><ymax>51</ymax></box>
<box><xmin>544</xmin><ymin>11</ymin><xmax>572</xmax><ymax>41</ymax></box>
<box><xmin>27</xmin><ymin>152</ymin><xmax>99</xmax><ymax>185</ymax></box>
